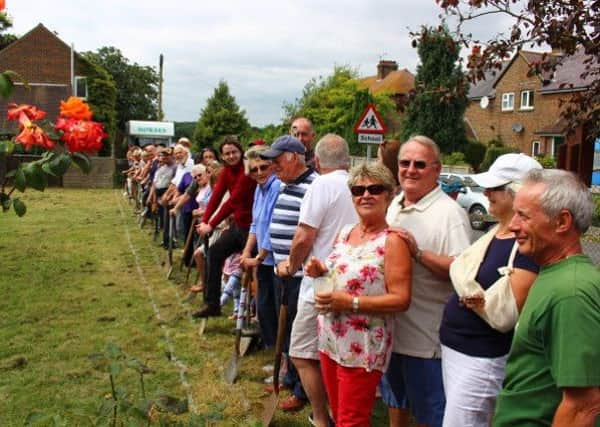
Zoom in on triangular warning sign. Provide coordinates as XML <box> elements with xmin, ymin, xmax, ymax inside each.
<box><xmin>353</xmin><ymin>104</ymin><xmax>387</xmax><ymax>134</ymax></box>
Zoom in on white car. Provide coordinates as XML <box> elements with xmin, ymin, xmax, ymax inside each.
<box><xmin>439</xmin><ymin>173</ymin><xmax>495</xmax><ymax>230</ymax></box>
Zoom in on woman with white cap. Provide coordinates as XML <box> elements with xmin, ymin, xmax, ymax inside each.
<box><xmin>439</xmin><ymin>153</ymin><xmax>542</xmax><ymax>427</ymax></box>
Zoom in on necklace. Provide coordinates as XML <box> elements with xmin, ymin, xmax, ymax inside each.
<box><xmin>358</xmin><ymin>224</ymin><xmax>386</xmax><ymax>239</ymax></box>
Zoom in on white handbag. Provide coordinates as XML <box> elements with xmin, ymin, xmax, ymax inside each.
<box><xmin>449</xmin><ymin>225</ymin><xmax>520</xmax><ymax>333</ymax></box>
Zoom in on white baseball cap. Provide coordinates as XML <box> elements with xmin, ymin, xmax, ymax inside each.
<box><xmin>472</xmin><ymin>153</ymin><xmax>542</xmax><ymax>188</ymax></box>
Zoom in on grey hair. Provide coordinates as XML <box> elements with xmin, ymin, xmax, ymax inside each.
<box><xmin>525</xmin><ymin>169</ymin><xmax>594</xmax><ymax>233</ymax></box>
<box><xmin>315</xmin><ymin>134</ymin><xmax>350</xmax><ymax>169</ymax></box>
<box><xmin>348</xmin><ymin>162</ymin><xmax>396</xmax><ymax>201</ymax></box>
<box><xmin>399</xmin><ymin>135</ymin><xmax>441</xmax><ymax>162</ymax></box>
<box><xmin>244</xmin><ymin>145</ymin><xmax>270</xmax><ymax>175</ymax></box>
<box><xmin>191</xmin><ymin>164</ymin><xmax>207</xmax><ymax>176</ymax></box>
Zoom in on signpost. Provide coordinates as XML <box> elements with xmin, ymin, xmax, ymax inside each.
<box><xmin>353</xmin><ymin>104</ymin><xmax>386</xmax><ymax>161</ymax></box>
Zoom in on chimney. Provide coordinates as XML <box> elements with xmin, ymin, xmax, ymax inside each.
<box><xmin>377</xmin><ymin>60</ymin><xmax>398</xmax><ymax>80</ymax></box>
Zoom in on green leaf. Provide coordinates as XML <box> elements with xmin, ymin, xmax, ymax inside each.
<box><xmin>23</xmin><ymin>163</ymin><xmax>47</xmax><ymax>192</ymax></box>
<box><xmin>0</xmin><ymin>140</ymin><xmax>15</xmax><ymax>155</ymax></box>
<box><xmin>109</xmin><ymin>361</ymin><xmax>122</xmax><ymax>377</ymax></box>
<box><xmin>13</xmin><ymin>198</ymin><xmax>26</xmax><ymax>217</ymax></box>
<box><xmin>106</xmin><ymin>343</ymin><xmax>124</xmax><ymax>359</ymax></box>
<box><xmin>0</xmin><ymin>72</ymin><xmax>15</xmax><ymax>99</ymax></box>
<box><xmin>50</xmin><ymin>154</ymin><xmax>73</xmax><ymax>176</ymax></box>
<box><xmin>71</xmin><ymin>152</ymin><xmax>91</xmax><ymax>174</ymax></box>
<box><xmin>1</xmin><ymin>192</ymin><xmax>10</xmax><ymax>212</ymax></box>
<box><xmin>14</xmin><ymin>168</ymin><xmax>26</xmax><ymax>192</ymax></box>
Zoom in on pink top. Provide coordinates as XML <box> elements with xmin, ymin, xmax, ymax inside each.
<box><xmin>222</xmin><ymin>252</ymin><xmax>241</xmax><ymax>277</ymax></box>
<box><xmin>318</xmin><ymin>225</ymin><xmax>393</xmax><ymax>373</ymax></box>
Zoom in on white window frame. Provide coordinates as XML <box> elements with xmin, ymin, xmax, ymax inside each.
<box><xmin>520</xmin><ymin>90</ymin><xmax>534</xmax><ymax>110</ymax></box>
<box><xmin>532</xmin><ymin>141</ymin><xmax>540</xmax><ymax>157</ymax></box>
<box><xmin>74</xmin><ymin>76</ymin><xmax>88</xmax><ymax>99</ymax></box>
<box><xmin>501</xmin><ymin>92</ymin><xmax>514</xmax><ymax>111</ymax></box>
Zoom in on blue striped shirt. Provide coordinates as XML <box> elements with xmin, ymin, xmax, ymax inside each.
<box><xmin>269</xmin><ymin>168</ymin><xmax>318</xmax><ymax>277</ymax></box>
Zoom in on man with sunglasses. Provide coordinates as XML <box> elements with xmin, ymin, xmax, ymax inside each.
<box><xmin>381</xmin><ymin>135</ymin><xmax>471</xmax><ymax>427</ymax></box>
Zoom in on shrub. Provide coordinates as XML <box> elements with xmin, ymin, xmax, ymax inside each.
<box><xmin>465</xmin><ymin>139</ymin><xmax>487</xmax><ymax>172</ymax></box>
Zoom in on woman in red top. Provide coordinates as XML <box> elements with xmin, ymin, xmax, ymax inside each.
<box><xmin>193</xmin><ymin>135</ymin><xmax>257</xmax><ymax>317</ymax></box>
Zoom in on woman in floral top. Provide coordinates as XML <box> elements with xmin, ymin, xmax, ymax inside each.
<box><xmin>305</xmin><ymin>163</ymin><xmax>412</xmax><ymax>426</ymax></box>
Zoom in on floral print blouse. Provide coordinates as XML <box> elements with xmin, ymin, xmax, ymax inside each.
<box><xmin>318</xmin><ymin>224</ymin><xmax>393</xmax><ymax>373</ymax></box>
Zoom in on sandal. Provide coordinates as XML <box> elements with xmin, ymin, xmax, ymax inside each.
<box><xmin>189</xmin><ymin>283</ymin><xmax>204</xmax><ymax>293</ymax></box>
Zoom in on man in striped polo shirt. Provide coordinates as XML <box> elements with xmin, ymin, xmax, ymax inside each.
<box><xmin>260</xmin><ymin>135</ymin><xmax>318</xmax><ymax>412</ymax></box>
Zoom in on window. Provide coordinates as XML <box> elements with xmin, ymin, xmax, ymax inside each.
<box><xmin>532</xmin><ymin>141</ymin><xmax>540</xmax><ymax>157</ymax></box>
<box><xmin>501</xmin><ymin>92</ymin><xmax>514</xmax><ymax>111</ymax></box>
<box><xmin>520</xmin><ymin>90</ymin><xmax>534</xmax><ymax>110</ymax></box>
<box><xmin>74</xmin><ymin>76</ymin><xmax>88</xmax><ymax>99</ymax></box>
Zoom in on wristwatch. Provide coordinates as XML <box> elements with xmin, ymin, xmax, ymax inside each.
<box><xmin>352</xmin><ymin>297</ymin><xmax>359</xmax><ymax>313</ymax></box>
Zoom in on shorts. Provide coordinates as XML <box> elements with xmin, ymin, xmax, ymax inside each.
<box><xmin>289</xmin><ymin>296</ymin><xmax>320</xmax><ymax>360</ymax></box>
<box><xmin>379</xmin><ymin>352</ymin><xmax>445</xmax><ymax>427</ymax></box>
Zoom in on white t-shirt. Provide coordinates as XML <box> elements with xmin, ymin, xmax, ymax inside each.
<box><xmin>171</xmin><ymin>162</ymin><xmax>192</xmax><ymax>187</ymax></box>
<box><xmin>298</xmin><ymin>169</ymin><xmax>358</xmax><ymax>302</ymax></box>
<box><xmin>386</xmin><ymin>185</ymin><xmax>472</xmax><ymax>358</ymax></box>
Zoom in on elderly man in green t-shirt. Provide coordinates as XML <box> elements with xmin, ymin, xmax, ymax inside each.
<box><xmin>494</xmin><ymin>169</ymin><xmax>600</xmax><ymax>426</ymax></box>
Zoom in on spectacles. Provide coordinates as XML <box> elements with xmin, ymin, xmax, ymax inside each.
<box><xmin>350</xmin><ymin>184</ymin><xmax>388</xmax><ymax>197</ymax></box>
<box><xmin>250</xmin><ymin>164</ymin><xmax>270</xmax><ymax>174</ymax></box>
<box><xmin>398</xmin><ymin>159</ymin><xmax>431</xmax><ymax>169</ymax></box>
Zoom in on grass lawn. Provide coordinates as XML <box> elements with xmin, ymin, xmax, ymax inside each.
<box><xmin>0</xmin><ymin>188</ymin><xmax>390</xmax><ymax>426</ymax></box>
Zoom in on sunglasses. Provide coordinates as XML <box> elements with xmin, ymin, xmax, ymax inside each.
<box><xmin>398</xmin><ymin>159</ymin><xmax>430</xmax><ymax>170</ymax></box>
<box><xmin>250</xmin><ymin>164</ymin><xmax>270</xmax><ymax>174</ymax></box>
<box><xmin>350</xmin><ymin>184</ymin><xmax>388</xmax><ymax>197</ymax></box>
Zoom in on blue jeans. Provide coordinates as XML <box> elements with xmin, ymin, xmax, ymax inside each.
<box><xmin>380</xmin><ymin>352</ymin><xmax>445</xmax><ymax>427</ymax></box>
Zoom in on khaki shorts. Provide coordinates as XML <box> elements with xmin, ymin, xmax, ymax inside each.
<box><xmin>289</xmin><ymin>296</ymin><xmax>320</xmax><ymax>360</ymax></box>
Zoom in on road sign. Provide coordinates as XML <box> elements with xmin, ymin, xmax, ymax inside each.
<box><xmin>358</xmin><ymin>134</ymin><xmax>383</xmax><ymax>144</ymax></box>
<box><xmin>353</xmin><ymin>103</ymin><xmax>387</xmax><ymax>135</ymax></box>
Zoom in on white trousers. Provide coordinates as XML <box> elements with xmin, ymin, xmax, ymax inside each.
<box><xmin>441</xmin><ymin>344</ymin><xmax>508</xmax><ymax>427</ymax></box>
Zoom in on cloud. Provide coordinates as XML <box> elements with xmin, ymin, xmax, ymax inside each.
<box><xmin>6</xmin><ymin>0</ymin><xmax>513</xmax><ymax>127</ymax></box>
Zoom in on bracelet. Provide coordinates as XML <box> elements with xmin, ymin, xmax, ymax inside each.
<box><xmin>352</xmin><ymin>297</ymin><xmax>359</xmax><ymax>313</ymax></box>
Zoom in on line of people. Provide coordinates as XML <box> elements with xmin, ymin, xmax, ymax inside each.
<box><xmin>123</xmin><ymin>121</ymin><xmax>600</xmax><ymax>427</ymax></box>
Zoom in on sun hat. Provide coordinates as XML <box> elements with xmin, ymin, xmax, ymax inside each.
<box><xmin>471</xmin><ymin>153</ymin><xmax>542</xmax><ymax>188</ymax></box>
<box><xmin>260</xmin><ymin>135</ymin><xmax>306</xmax><ymax>159</ymax></box>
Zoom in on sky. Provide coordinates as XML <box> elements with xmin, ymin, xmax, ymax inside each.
<box><xmin>6</xmin><ymin>1</ymin><xmax>514</xmax><ymax>127</ymax></box>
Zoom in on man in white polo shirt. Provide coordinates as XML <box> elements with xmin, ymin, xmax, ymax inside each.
<box><xmin>381</xmin><ymin>135</ymin><xmax>471</xmax><ymax>427</ymax></box>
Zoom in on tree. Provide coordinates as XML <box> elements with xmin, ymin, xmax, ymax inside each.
<box><xmin>174</xmin><ymin>121</ymin><xmax>196</xmax><ymax>141</ymax></box>
<box><xmin>283</xmin><ymin>65</ymin><xmax>394</xmax><ymax>155</ymax></box>
<box><xmin>193</xmin><ymin>80</ymin><xmax>250</xmax><ymax>148</ymax></box>
<box><xmin>84</xmin><ymin>47</ymin><xmax>158</xmax><ymax>138</ymax></box>
<box><xmin>0</xmin><ymin>13</ymin><xmax>16</xmax><ymax>50</ymax></box>
<box><xmin>438</xmin><ymin>0</ymin><xmax>599</xmax><ymax>141</ymax></box>
<box><xmin>401</xmin><ymin>26</ymin><xmax>468</xmax><ymax>154</ymax></box>
<box><xmin>79</xmin><ymin>55</ymin><xmax>117</xmax><ymax>157</ymax></box>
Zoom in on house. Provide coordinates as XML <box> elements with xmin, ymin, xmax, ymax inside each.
<box><xmin>359</xmin><ymin>60</ymin><xmax>415</xmax><ymax>134</ymax></box>
<box><xmin>465</xmin><ymin>47</ymin><xmax>597</xmax><ymax>185</ymax></box>
<box><xmin>0</xmin><ymin>23</ymin><xmax>89</xmax><ymax>135</ymax></box>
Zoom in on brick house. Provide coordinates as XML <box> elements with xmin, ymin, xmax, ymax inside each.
<box><xmin>360</xmin><ymin>60</ymin><xmax>415</xmax><ymax>135</ymax></box>
<box><xmin>0</xmin><ymin>23</ymin><xmax>89</xmax><ymax>135</ymax></box>
<box><xmin>465</xmin><ymin>47</ymin><xmax>597</xmax><ymax>184</ymax></box>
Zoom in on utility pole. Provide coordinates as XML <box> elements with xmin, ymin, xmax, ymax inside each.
<box><xmin>158</xmin><ymin>54</ymin><xmax>164</xmax><ymax>121</ymax></box>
